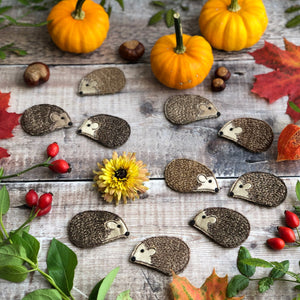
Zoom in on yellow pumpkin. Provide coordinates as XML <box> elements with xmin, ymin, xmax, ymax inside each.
<box><xmin>150</xmin><ymin>12</ymin><xmax>213</xmax><ymax>90</ymax></box>
<box><xmin>199</xmin><ymin>0</ymin><xmax>268</xmax><ymax>51</ymax></box>
<box><xmin>47</xmin><ymin>0</ymin><xmax>109</xmax><ymax>54</ymax></box>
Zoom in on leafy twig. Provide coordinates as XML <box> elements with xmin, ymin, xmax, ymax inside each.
<box><xmin>0</xmin><ymin>43</ymin><xmax>27</xmax><ymax>60</ymax></box>
<box><xmin>286</xmin><ymin>1</ymin><xmax>300</xmax><ymax>28</ymax></box>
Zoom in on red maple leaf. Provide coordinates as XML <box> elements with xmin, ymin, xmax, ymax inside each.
<box><xmin>0</xmin><ymin>147</ymin><xmax>10</xmax><ymax>159</ymax></box>
<box><xmin>0</xmin><ymin>92</ymin><xmax>10</xmax><ymax>110</ymax></box>
<box><xmin>249</xmin><ymin>38</ymin><xmax>300</xmax><ymax>123</ymax></box>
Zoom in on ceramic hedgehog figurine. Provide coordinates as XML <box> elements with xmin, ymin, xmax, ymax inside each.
<box><xmin>68</xmin><ymin>210</ymin><xmax>130</xmax><ymax>248</ymax></box>
<box><xmin>77</xmin><ymin>114</ymin><xmax>131</xmax><ymax>148</ymax></box>
<box><xmin>218</xmin><ymin>117</ymin><xmax>274</xmax><ymax>153</ymax></box>
<box><xmin>190</xmin><ymin>207</ymin><xmax>250</xmax><ymax>248</ymax></box>
<box><xmin>21</xmin><ymin>104</ymin><xmax>72</xmax><ymax>136</ymax></box>
<box><xmin>229</xmin><ymin>172</ymin><xmax>287</xmax><ymax>207</ymax></box>
<box><xmin>130</xmin><ymin>236</ymin><xmax>190</xmax><ymax>276</ymax></box>
<box><xmin>164</xmin><ymin>94</ymin><xmax>220</xmax><ymax>125</ymax></box>
<box><xmin>78</xmin><ymin>67</ymin><xmax>126</xmax><ymax>96</ymax></box>
<box><xmin>164</xmin><ymin>158</ymin><xmax>219</xmax><ymax>193</ymax></box>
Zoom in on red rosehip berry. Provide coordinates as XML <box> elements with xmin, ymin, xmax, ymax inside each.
<box><xmin>277</xmin><ymin>226</ymin><xmax>296</xmax><ymax>243</ymax></box>
<box><xmin>25</xmin><ymin>189</ymin><xmax>38</xmax><ymax>207</ymax></box>
<box><xmin>35</xmin><ymin>205</ymin><xmax>52</xmax><ymax>216</ymax></box>
<box><xmin>47</xmin><ymin>142</ymin><xmax>59</xmax><ymax>158</ymax></box>
<box><xmin>285</xmin><ymin>210</ymin><xmax>300</xmax><ymax>228</ymax></box>
<box><xmin>49</xmin><ymin>159</ymin><xmax>71</xmax><ymax>173</ymax></box>
<box><xmin>38</xmin><ymin>193</ymin><xmax>53</xmax><ymax>209</ymax></box>
<box><xmin>267</xmin><ymin>237</ymin><xmax>285</xmax><ymax>250</ymax></box>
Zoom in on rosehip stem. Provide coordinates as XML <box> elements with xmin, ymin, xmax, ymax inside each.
<box><xmin>296</xmin><ymin>227</ymin><xmax>300</xmax><ymax>240</ymax></box>
<box><xmin>0</xmin><ymin>157</ymin><xmax>52</xmax><ymax>180</ymax></box>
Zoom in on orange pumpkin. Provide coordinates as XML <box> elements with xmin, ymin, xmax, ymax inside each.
<box><xmin>199</xmin><ymin>0</ymin><xmax>268</xmax><ymax>51</ymax></box>
<box><xmin>47</xmin><ymin>0</ymin><xmax>109</xmax><ymax>54</ymax></box>
<box><xmin>150</xmin><ymin>12</ymin><xmax>213</xmax><ymax>90</ymax></box>
<box><xmin>277</xmin><ymin>124</ymin><xmax>300</xmax><ymax>162</ymax></box>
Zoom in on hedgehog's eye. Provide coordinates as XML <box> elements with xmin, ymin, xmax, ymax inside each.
<box><xmin>140</xmin><ymin>249</ymin><xmax>144</xmax><ymax>253</ymax></box>
<box><xmin>61</xmin><ymin>116</ymin><xmax>65</xmax><ymax>120</ymax></box>
<box><xmin>202</xmin><ymin>215</ymin><xmax>206</xmax><ymax>219</ymax></box>
<box><xmin>208</xmin><ymin>179</ymin><xmax>212</xmax><ymax>183</ymax></box>
<box><xmin>208</xmin><ymin>107</ymin><xmax>212</xmax><ymax>110</ymax></box>
<box><xmin>117</xmin><ymin>224</ymin><xmax>121</xmax><ymax>228</ymax></box>
<box><xmin>239</xmin><ymin>184</ymin><xmax>243</xmax><ymax>188</ymax></box>
<box><xmin>87</xmin><ymin>124</ymin><xmax>91</xmax><ymax>127</ymax></box>
<box><xmin>229</xmin><ymin>128</ymin><xmax>233</xmax><ymax>131</ymax></box>
<box><xmin>86</xmin><ymin>83</ymin><xmax>89</xmax><ymax>87</ymax></box>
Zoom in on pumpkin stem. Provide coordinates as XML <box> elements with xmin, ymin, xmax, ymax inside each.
<box><xmin>173</xmin><ymin>12</ymin><xmax>186</xmax><ymax>54</ymax></box>
<box><xmin>72</xmin><ymin>0</ymin><xmax>86</xmax><ymax>20</ymax></box>
<box><xmin>228</xmin><ymin>0</ymin><xmax>241</xmax><ymax>12</ymax></box>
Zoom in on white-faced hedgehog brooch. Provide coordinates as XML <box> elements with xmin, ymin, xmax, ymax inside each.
<box><xmin>78</xmin><ymin>67</ymin><xmax>126</xmax><ymax>96</ymax></box>
<box><xmin>190</xmin><ymin>207</ymin><xmax>250</xmax><ymax>248</ymax></box>
<box><xmin>164</xmin><ymin>158</ymin><xmax>219</xmax><ymax>193</ymax></box>
<box><xmin>229</xmin><ymin>172</ymin><xmax>287</xmax><ymax>207</ymax></box>
<box><xmin>21</xmin><ymin>104</ymin><xmax>72</xmax><ymax>136</ymax></box>
<box><xmin>68</xmin><ymin>210</ymin><xmax>129</xmax><ymax>248</ymax></box>
<box><xmin>164</xmin><ymin>94</ymin><xmax>220</xmax><ymax>125</ymax></box>
<box><xmin>130</xmin><ymin>236</ymin><xmax>190</xmax><ymax>276</ymax></box>
<box><xmin>77</xmin><ymin>114</ymin><xmax>131</xmax><ymax>148</ymax></box>
<box><xmin>218</xmin><ymin>117</ymin><xmax>274</xmax><ymax>153</ymax></box>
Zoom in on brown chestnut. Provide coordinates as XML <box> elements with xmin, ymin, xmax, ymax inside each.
<box><xmin>24</xmin><ymin>62</ymin><xmax>50</xmax><ymax>86</ymax></box>
<box><xmin>119</xmin><ymin>40</ymin><xmax>145</xmax><ymax>62</ymax></box>
<box><xmin>215</xmin><ymin>66</ymin><xmax>231</xmax><ymax>81</ymax></box>
<box><xmin>211</xmin><ymin>78</ymin><xmax>226</xmax><ymax>92</ymax></box>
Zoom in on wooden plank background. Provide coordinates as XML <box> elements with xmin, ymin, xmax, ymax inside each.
<box><xmin>0</xmin><ymin>0</ymin><xmax>300</xmax><ymax>299</ymax></box>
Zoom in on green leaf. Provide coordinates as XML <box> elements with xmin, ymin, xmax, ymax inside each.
<box><xmin>226</xmin><ymin>275</ymin><xmax>249</xmax><ymax>297</ymax></box>
<box><xmin>32</xmin><ymin>5</ymin><xmax>48</xmax><ymax>11</ymax></box>
<box><xmin>0</xmin><ymin>6</ymin><xmax>12</xmax><ymax>14</ymax></box>
<box><xmin>240</xmin><ymin>258</ymin><xmax>273</xmax><ymax>268</ymax></box>
<box><xmin>0</xmin><ymin>244</ymin><xmax>26</xmax><ymax>266</ymax></box>
<box><xmin>11</xmin><ymin>48</ymin><xmax>27</xmax><ymax>56</ymax></box>
<box><xmin>180</xmin><ymin>4</ymin><xmax>189</xmax><ymax>11</ymax></box>
<box><xmin>0</xmin><ymin>185</ymin><xmax>10</xmax><ymax>215</ymax></box>
<box><xmin>0</xmin><ymin>265</ymin><xmax>28</xmax><ymax>282</ymax></box>
<box><xmin>100</xmin><ymin>0</ymin><xmax>106</xmax><ymax>7</ymax></box>
<box><xmin>296</xmin><ymin>180</ymin><xmax>300</xmax><ymax>201</ymax></box>
<box><xmin>0</xmin><ymin>168</ymin><xmax>4</xmax><ymax>177</ymax></box>
<box><xmin>258</xmin><ymin>277</ymin><xmax>273</xmax><ymax>293</ymax></box>
<box><xmin>22</xmin><ymin>289</ymin><xmax>62</xmax><ymax>300</ymax></box>
<box><xmin>294</xmin><ymin>285</ymin><xmax>300</xmax><ymax>290</ymax></box>
<box><xmin>116</xmin><ymin>290</ymin><xmax>132</xmax><ymax>300</ymax></box>
<box><xmin>0</xmin><ymin>230</ymin><xmax>3</xmax><ymax>242</ymax></box>
<box><xmin>0</xmin><ymin>50</ymin><xmax>5</xmax><ymax>60</ymax></box>
<box><xmin>151</xmin><ymin>1</ymin><xmax>165</xmax><ymax>7</ymax></box>
<box><xmin>165</xmin><ymin>9</ymin><xmax>175</xmax><ymax>28</ymax></box>
<box><xmin>115</xmin><ymin>0</ymin><xmax>124</xmax><ymax>10</ymax></box>
<box><xmin>47</xmin><ymin>238</ymin><xmax>77</xmax><ymax>296</ymax></box>
<box><xmin>148</xmin><ymin>10</ymin><xmax>164</xmax><ymax>25</ymax></box>
<box><xmin>289</xmin><ymin>101</ymin><xmax>300</xmax><ymax>113</ymax></box>
<box><xmin>3</xmin><ymin>15</ymin><xmax>17</xmax><ymax>25</ymax></box>
<box><xmin>286</xmin><ymin>5</ymin><xmax>300</xmax><ymax>13</ymax></box>
<box><xmin>107</xmin><ymin>4</ymin><xmax>112</xmax><ymax>17</ymax></box>
<box><xmin>269</xmin><ymin>260</ymin><xmax>289</xmax><ymax>279</ymax></box>
<box><xmin>293</xmin><ymin>295</ymin><xmax>300</xmax><ymax>300</ymax></box>
<box><xmin>286</xmin><ymin>15</ymin><xmax>300</xmax><ymax>28</ymax></box>
<box><xmin>294</xmin><ymin>205</ymin><xmax>300</xmax><ymax>213</ymax></box>
<box><xmin>237</xmin><ymin>247</ymin><xmax>256</xmax><ymax>277</ymax></box>
<box><xmin>17</xmin><ymin>0</ymin><xmax>30</xmax><ymax>5</ymax></box>
<box><xmin>89</xmin><ymin>267</ymin><xmax>119</xmax><ymax>300</ymax></box>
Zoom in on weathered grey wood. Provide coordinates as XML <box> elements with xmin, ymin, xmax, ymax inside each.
<box><xmin>0</xmin><ymin>62</ymin><xmax>298</xmax><ymax>181</ymax></box>
<box><xmin>0</xmin><ymin>0</ymin><xmax>299</xmax><ymax>64</ymax></box>
<box><xmin>0</xmin><ymin>178</ymin><xmax>299</xmax><ymax>300</ymax></box>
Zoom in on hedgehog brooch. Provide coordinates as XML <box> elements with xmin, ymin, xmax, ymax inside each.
<box><xmin>77</xmin><ymin>114</ymin><xmax>131</xmax><ymax>148</ymax></box>
<box><xmin>21</xmin><ymin>104</ymin><xmax>72</xmax><ymax>136</ymax></box>
<box><xmin>190</xmin><ymin>207</ymin><xmax>250</xmax><ymax>248</ymax></box>
<box><xmin>130</xmin><ymin>236</ymin><xmax>190</xmax><ymax>276</ymax></box>
<box><xmin>68</xmin><ymin>211</ymin><xmax>129</xmax><ymax>248</ymax></box>
<box><xmin>164</xmin><ymin>94</ymin><xmax>220</xmax><ymax>125</ymax></box>
<box><xmin>164</xmin><ymin>158</ymin><xmax>219</xmax><ymax>193</ymax></box>
<box><xmin>218</xmin><ymin>117</ymin><xmax>274</xmax><ymax>153</ymax></box>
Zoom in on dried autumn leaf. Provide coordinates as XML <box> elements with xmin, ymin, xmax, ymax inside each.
<box><xmin>0</xmin><ymin>91</ymin><xmax>10</xmax><ymax>110</ymax></box>
<box><xmin>277</xmin><ymin>124</ymin><xmax>300</xmax><ymax>162</ymax></box>
<box><xmin>170</xmin><ymin>269</ymin><xmax>244</xmax><ymax>300</ymax></box>
<box><xmin>0</xmin><ymin>147</ymin><xmax>10</xmax><ymax>159</ymax></box>
<box><xmin>0</xmin><ymin>110</ymin><xmax>21</xmax><ymax>139</ymax></box>
<box><xmin>249</xmin><ymin>38</ymin><xmax>300</xmax><ymax>123</ymax></box>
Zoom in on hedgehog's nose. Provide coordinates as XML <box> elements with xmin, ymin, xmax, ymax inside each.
<box><xmin>229</xmin><ymin>191</ymin><xmax>234</xmax><ymax>197</ymax></box>
<box><xmin>219</xmin><ymin>131</ymin><xmax>223</xmax><ymax>136</ymax></box>
<box><xmin>77</xmin><ymin>129</ymin><xmax>82</xmax><ymax>134</ymax></box>
<box><xmin>79</xmin><ymin>91</ymin><xmax>83</xmax><ymax>96</ymax></box>
<box><xmin>217</xmin><ymin>112</ymin><xmax>221</xmax><ymax>117</ymax></box>
<box><xmin>125</xmin><ymin>231</ymin><xmax>130</xmax><ymax>236</ymax></box>
<box><xmin>131</xmin><ymin>256</ymin><xmax>136</xmax><ymax>262</ymax></box>
<box><xmin>68</xmin><ymin>122</ymin><xmax>73</xmax><ymax>126</ymax></box>
<box><xmin>189</xmin><ymin>220</ymin><xmax>195</xmax><ymax>226</ymax></box>
<box><xmin>215</xmin><ymin>187</ymin><xmax>219</xmax><ymax>193</ymax></box>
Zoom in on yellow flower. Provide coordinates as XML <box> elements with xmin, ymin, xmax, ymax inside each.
<box><xmin>93</xmin><ymin>152</ymin><xmax>150</xmax><ymax>205</ymax></box>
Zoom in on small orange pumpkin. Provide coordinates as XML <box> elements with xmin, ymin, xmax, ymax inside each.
<box><xmin>150</xmin><ymin>12</ymin><xmax>213</xmax><ymax>90</ymax></box>
<box><xmin>199</xmin><ymin>0</ymin><xmax>268</xmax><ymax>51</ymax></box>
<box><xmin>277</xmin><ymin>124</ymin><xmax>300</xmax><ymax>162</ymax></box>
<box><xmin>47</xmin><ymin>0</ymin><xmax>109</xmax><ymax>54</ymax></box>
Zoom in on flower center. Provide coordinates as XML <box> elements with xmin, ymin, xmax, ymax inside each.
<box><xmin>114</xmin><ymin>168</ymin><xmax>127</xmax><ymax>179</ymax></box>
